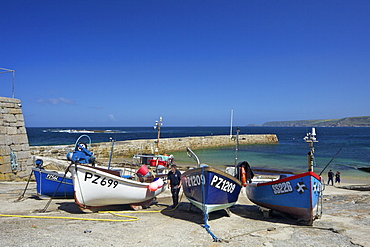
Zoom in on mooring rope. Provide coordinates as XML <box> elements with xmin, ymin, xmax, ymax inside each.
<box><xmin>0</xmin><ymin>213</ymin><xmax>138</xmax><ymax>222</ymax></box>
<box><xmin>40</xmin><ymin>163</ymin><xmax>73</xmax><ymax>213</ymax></box>
<box><xmin>2</xmin><ymin>192</ymin><xmax>184</xmax><ymax>223</ymax></box>
<box><xmin>201</xmin><ymin>166</ymin><xmax>220</xmax><ymax>242</ymax></box>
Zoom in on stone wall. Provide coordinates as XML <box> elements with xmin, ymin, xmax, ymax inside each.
<box><xmin>0</xmin><ymin>97</ymin><xmax>32</xmax><ymax>181</ymax></box>
<box><xmin>30</xmin><ymin>134</ymin><xmax>278</xmax><ymax>161</ymax></box>
<box><xmin>1</xmin><ymin>96</ymin><xmax>279</xmax><ymax>179</ymax></box>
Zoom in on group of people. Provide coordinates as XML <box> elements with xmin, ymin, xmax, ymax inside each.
<box><xmin>327</xmin><ymin>170</ymin><xmax>341</xmax><ymax>186</ymax></box>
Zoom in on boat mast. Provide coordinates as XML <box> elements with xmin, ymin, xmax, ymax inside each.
<box><xmin>229</xmin><ymin>109</ymin><xmax>234</xmax><ymax>139</ymax></box>
<box><xmin>234</xmin><ymin>127</ymin><xmax>240</xmax><ymax>167</ymax></box>
<box><xmin>154</xmin><ymin>117</ymin><xmax>162</xmax><ymax>156</ymax></box>
<box><xmin>304</xmin><ymin>127</ymin><xmax>318</xmax><ymax>172</ymax></box>
<box><xmin>108</xmin><ymin>137</ymin><xmax>114</xmax><ymax>169</ymax></box>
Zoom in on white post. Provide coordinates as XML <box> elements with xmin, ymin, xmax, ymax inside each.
<box><xmin>0</xmin><ymin>68</ymin><xmax>15</xmax><ymax>98</ymax></box>
<box><xmin>230</xmin><ymin>109</ymin><xmax>233</xmax><ymax>139</ymax></box>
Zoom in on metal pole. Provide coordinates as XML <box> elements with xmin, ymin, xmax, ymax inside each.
<box><xmin>304</xmin><ymin>128</ymin><xmax>318</xmax><ymax>172</ymax></box>
<box><xmin>234</xmin><ymin>127</ymin><xmax>240</xmax><ymax>167</ymax></box>
<box><xmin>108</xmin><ymin>137</ymin><xmax>115</xmax><ymax>169</ymax></box>
<box><xmin>154</xmin><ymin>117</ymin><xmax>162</xmax><ymax>156</ymax></box>
<box><xmin>230</xmin><ymin>109</ymin><xmax>233</xmax><ymax>139</ymax></box>
<box><xmin>12</xmin><ymin>70</ymin><xmax>15</xmax><ymax>98</ymax></box>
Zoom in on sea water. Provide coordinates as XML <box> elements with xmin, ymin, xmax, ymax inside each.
<box><xmin>26</xmin><ymin>127</ymin><xmax>370</xmax><ymax>181</ymax></box>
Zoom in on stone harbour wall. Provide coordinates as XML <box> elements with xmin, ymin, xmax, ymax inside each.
<box><xmin>1</xmin><ymin>96</ymin><xmax>279</xmax><ymax>180</ymax></box>
<box><xmin>30</xmin><ymin>134</ymin><xmax>278</xmax><ymax>161</ymax></box>
<box><xmin>0</xmin><ymin>97</ymin><xmax>32</xmax><ymax>181</ymax></box>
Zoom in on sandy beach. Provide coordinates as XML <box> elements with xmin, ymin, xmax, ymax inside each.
<box><xmin>1</xmin><ymin>177</ymin><xmax>370</xmax><ymax>247</ymax></box>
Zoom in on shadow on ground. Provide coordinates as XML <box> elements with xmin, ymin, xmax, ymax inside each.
<box><xmin>231</xmin><ymin>203</ymin><xmax>305</xmax><ymax>226</ymax></box>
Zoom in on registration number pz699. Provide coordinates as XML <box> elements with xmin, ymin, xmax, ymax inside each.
<box><xmin>84</xmin><ymin>172</ymin><xmax>119</xmax><ymax>188</ymax></box>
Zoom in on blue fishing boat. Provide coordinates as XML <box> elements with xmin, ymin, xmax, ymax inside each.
<box><xmin>181</xmin><ymin>166</ymin><xmax>242</xmax><ymax>214</ymax></box>
<box><xmin>181</xmin><ymin>147</ymin><xmax>242</xmax><ymax>241</ymax></box>
<box><xmin>32</xmin><ymin>134</ymin><xmax>95</xmax><ymax>199</ymax></box>
<box><xmin>243</xmin><ymin>128</ymin><xmax>324</xmax><ymax>225</ymax></box>
<box><xmin>32</xmin><ymin>159</ymin><xmax>74</xmax><ymax>199</ymax></box>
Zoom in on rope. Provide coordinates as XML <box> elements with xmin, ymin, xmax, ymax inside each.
<box><xmin>3</xmin><ymin>192</ymin><xmax>184</xmax><ymax>223</ymax></box>
<box><xmin>15</xmin><ymin>169</ymin><xmax>34</xmax><ymax>202</ymax></box>
<box><xmin>201</xmin><ymin>166</ymin><xmax>220</xmax><ymax>242</ymax></box>
<box><xmin>0</xmin><ymin>213</ymin><xmax>138</xmax><ymax>222</ymax></box>
<box><xmin>40</xmin><ymin>163</ymin><xmax>73</xmax><ymax>213</ymax></box>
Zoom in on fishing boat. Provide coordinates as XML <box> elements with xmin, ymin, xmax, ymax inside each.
<box><xmin>181</xmin><ymin>147</ymin><xmax>242</xmax><ymax>241</ymax></box>
<box><xmin>133</xmin><ymin>153</ymin><xmax>173</xmax><ymax>173</ymax></box>
<box><xmin>132</xmin><ymin>117</ymin><xmax>173</xmax><ymax>173</ymax></box>
<box><xmin>32</xmin><ymin>159</ymin><xmax>74</xmax><ymax>199</ymax></box>
<box><xmin>71</xmin><ymin>163</ymin><xmax>166</xmax><ymax>208</ymax></box>
<box><xmin>69</xmin><ymin>130</ymin><xmax>167</xmax><ymax>209</ymax></box>
<box><xmin>243</xmin><ymin>128</ymin><xmax>324</xmax><ymax>225</ymax></box>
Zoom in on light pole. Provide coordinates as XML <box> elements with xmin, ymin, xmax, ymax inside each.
<box><xmin>0</xmin><ymin>68</ymin><xmax>15</xmax><ymax>98</ymax></box>
<box><xmin>154</xmin><ymin>117</ymin><xmax>163</xmax><ymax>156</ymax></box>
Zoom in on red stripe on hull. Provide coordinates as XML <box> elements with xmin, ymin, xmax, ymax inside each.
<box><xmin>259</xmin><ymin>171</ymin><xmax>321</xmax><ymax>186</ymax></box>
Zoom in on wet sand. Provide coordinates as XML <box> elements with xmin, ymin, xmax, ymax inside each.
<box><xmin>1</xmin><ymin>179</ymin><xmax>370</xmax><ymax>247</ymax></box>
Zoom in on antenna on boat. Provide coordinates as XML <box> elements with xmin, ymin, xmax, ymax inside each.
<box><xmin>319</xmin><ymin>147</ymin><xmax>342</xmax><ymax>176</ymax></box>
<box><xmin>108</xmin><ymin>137</ymin><xmax>115</xmax><ymax>169</ymax></box>
<box><xmin>230</xmin><ymin>109</ymin><xmax>234</xmax><ymax>139</ymax></box>
<box><xmin>234</xmin><ymin>127</ymin><xmax>240</xmax><ymax>167</ymax></box>
<box><xmin>154</xmin><ymin>117</ymin><xmax>162</xmax><ymax>156</ymax></box>
<box><xmin>303</xmin><ymin>127</ymin><xmax>318</xmax><ymax>172</ymax></box>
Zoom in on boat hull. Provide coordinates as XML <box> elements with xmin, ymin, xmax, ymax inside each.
<box><xmin>32</xmin><ymin>167</ymin><xmax>74</xmax><ymax>199</ymax></box>
<box><xmin>246</xmin><ymin>172</ymin><xmax>322</xmax><ymax>222</ymax></box>
<box><xmin>181</xmin><ymin>167</ymin><xmax>242</xmax><ymax>214</ymax></box>
<box><xmin>70</xmin><ymin>164</ymin><xmax>166</xmax><ymax>207</ymax></box>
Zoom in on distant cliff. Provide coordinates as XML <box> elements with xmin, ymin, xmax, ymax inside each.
<box><xmin>263</xmin><ymin>116</ymin><xmax>370</xmax><ymax>127</ymax></box>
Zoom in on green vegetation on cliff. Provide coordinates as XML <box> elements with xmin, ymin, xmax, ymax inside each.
<box><xmin>263</xmin><ymin>116</ymin><xmax>370</xmax><ymax>127</ymax></box>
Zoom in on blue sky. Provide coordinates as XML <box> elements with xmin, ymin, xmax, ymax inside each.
<box><xmin>1</xmin><ymin>1</ymin><xmax>369</xmax><ymax>127</ymax></box>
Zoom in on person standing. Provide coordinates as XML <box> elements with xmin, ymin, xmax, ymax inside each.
<box><xmin>327</xmin><ymin>170</ymin><xmax>334</xmax><ymax>186</ymax></box>
<box><xmin>167</xmin><ymin>164</ymin><xmax>182</xmax><ymax>208</ymax></box>
<box><xmin>335</xmin><ymin>171</ymin><xmax>341</xmax><ymax>185</ymax></box>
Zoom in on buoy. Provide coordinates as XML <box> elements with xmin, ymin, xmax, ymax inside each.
<box><xmin>148</xmin><ymin>182</ymin><xmax>158</xmax><ymax>191</ymax></box>
<box><xmin>241</xmin><ymin>166</ymin><xmax>247</xmax><ymax>187</ymax></box>
<box><xmin>155</xmin><ymin>178</ymin><xmax>164</xmax><ymax>188</ymax></box>
<box><xmin>137</xmin><ymin>165</ymin><xmax>149</xmax><ymax>176</ymax></box>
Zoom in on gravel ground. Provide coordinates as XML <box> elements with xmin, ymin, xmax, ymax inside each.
<box><xmin>1</xmin><ymin>181</ymin><xmax>370</xmax><ymax>247</ymax></box>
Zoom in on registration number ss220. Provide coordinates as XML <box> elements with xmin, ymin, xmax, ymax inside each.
<box><xmin>84</xmin><ymin>172</ymin><xmax>118</xmax><ymax>188</ymax></box>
